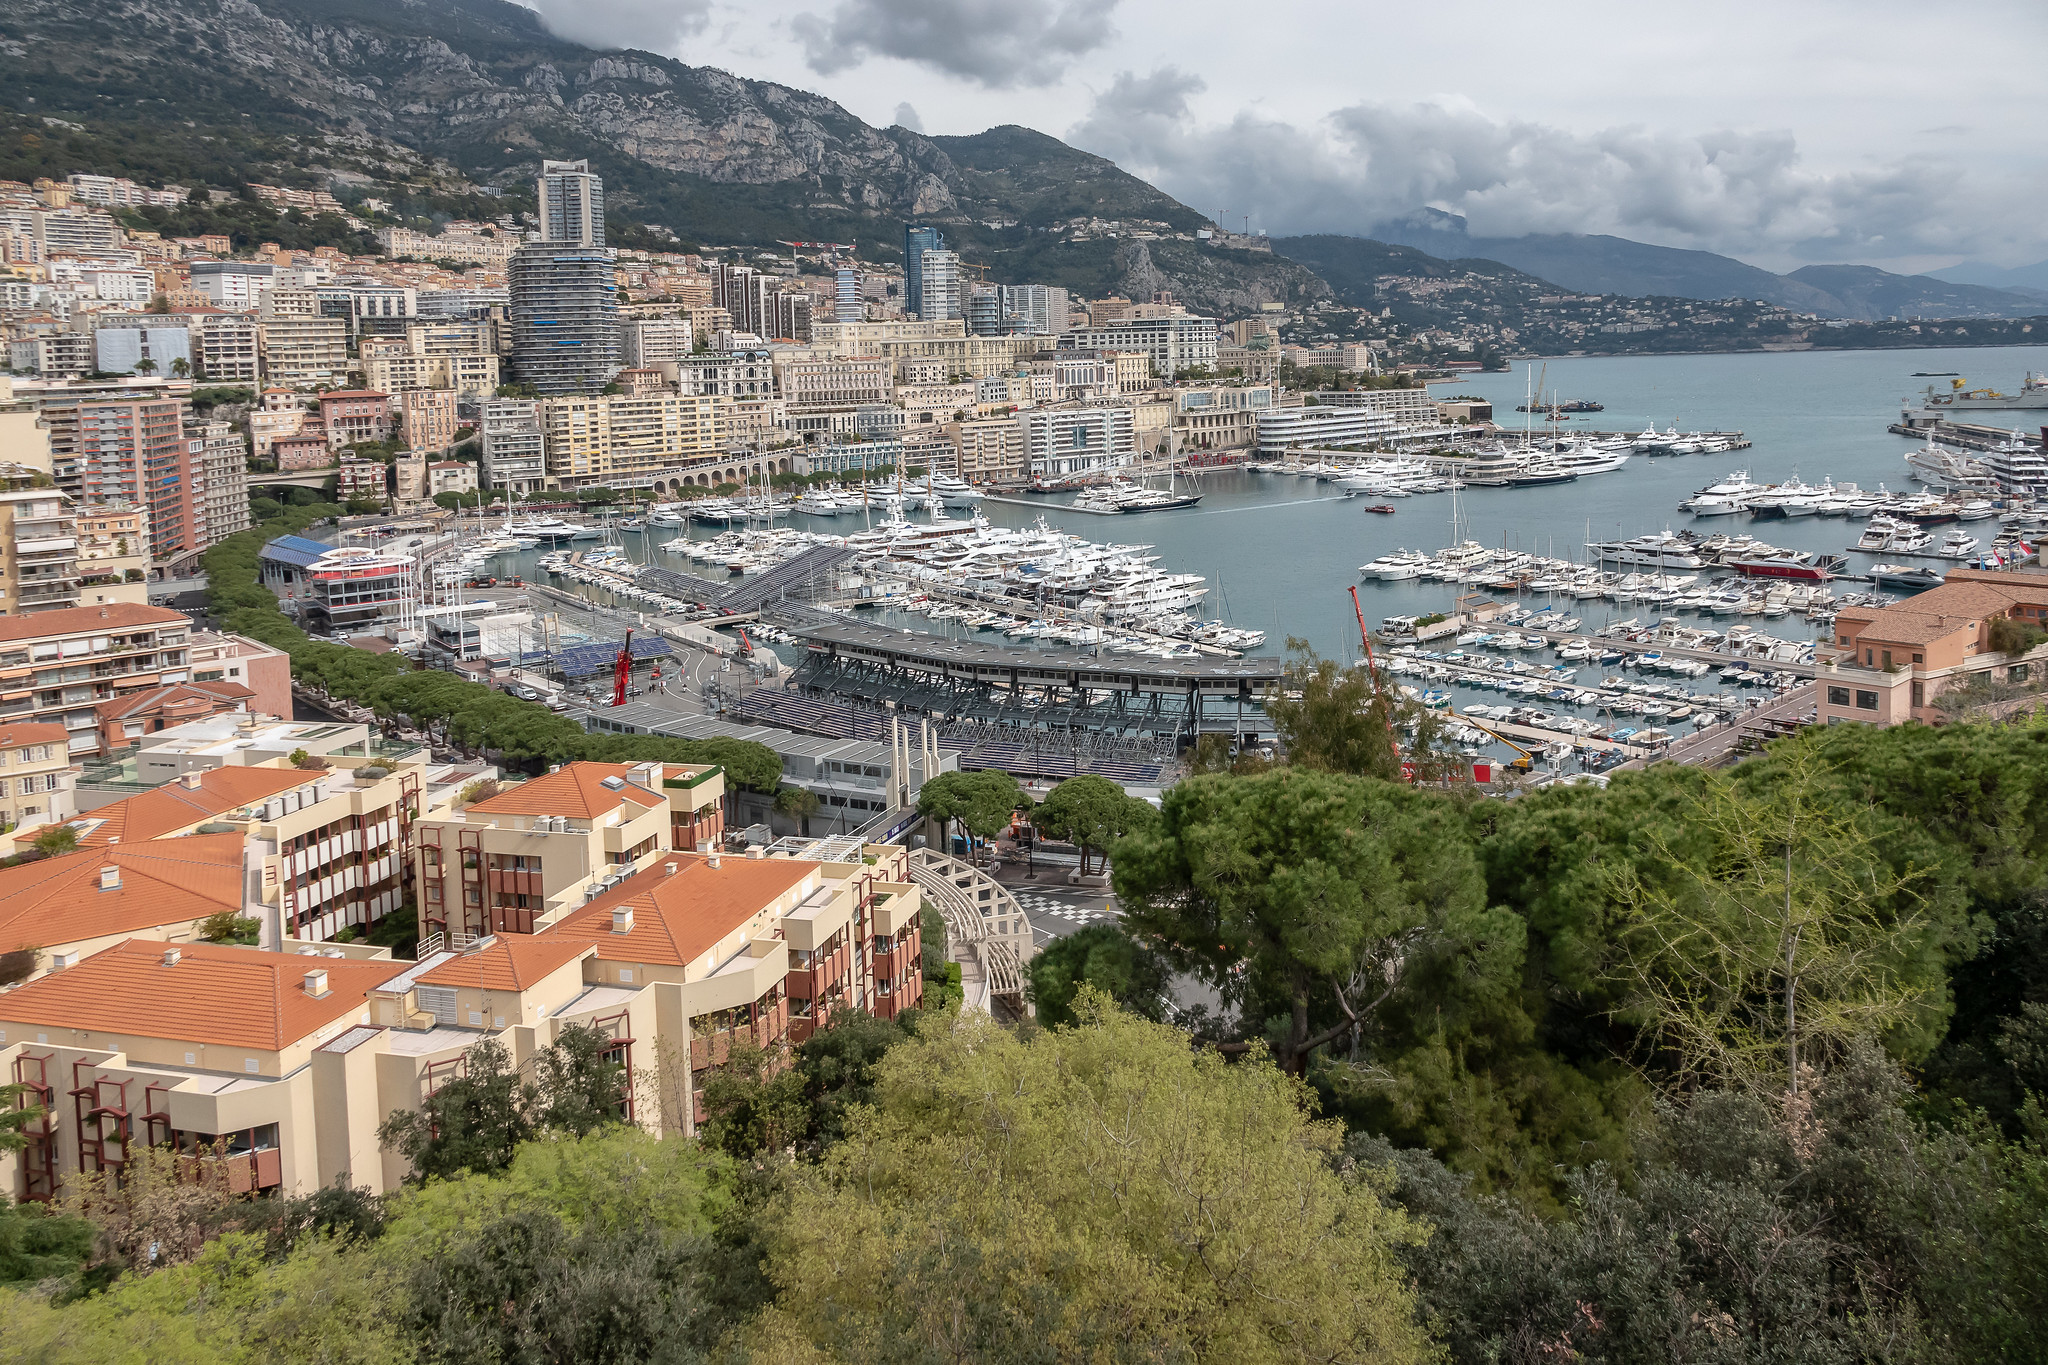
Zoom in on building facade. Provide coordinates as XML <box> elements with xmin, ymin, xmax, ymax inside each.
<box><xmin>1021</xmin><ymin>406</ymin><xmax>1137</xmax><ymax>478</ymax></box>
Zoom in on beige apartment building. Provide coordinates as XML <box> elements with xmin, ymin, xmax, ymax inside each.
<box><xmin>259</xmin><ymin>291</ymin><xmax>350</xmax><ymax>389</ymax></box>
<box><xmin>945</xmin><ymin>415</ymin><xmax>1029</xmax><ymax>483</ymax></box>
<box><xmin>0</xmin><ymin>721</ymin><xmax>75</xmax><ymax>832</ymax></box>
<box><xmin>811</xmin><ymin>319</ymin><xmax>1053</xmax><ymax>380</ymax></box>
<box><xmin>0</xmin><ymin>841</ymin><xmax>924</xmax><ymax>1202</ymax></box>
<box><xmin>413</xmin><ymin>760</ymin><xmax>726</xmax><ymax>942</ymax></box>
<box><xmin>361</xmin><ymin>350</ymin><xmax>500</xmax><ymax>399</ymax></box>
<box><xmin>537</xmin><ymin>392</ymin><xmax>727</xmax><ymax>488</ymax></box>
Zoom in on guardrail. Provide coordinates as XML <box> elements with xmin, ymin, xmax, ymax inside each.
<box><xmin>907</xmin><ymin>848</ymin><xmax>1036</xmax><ymax>1016</ymax></box>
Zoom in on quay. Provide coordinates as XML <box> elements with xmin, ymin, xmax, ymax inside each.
<box><xmin>1887</xmin><ymin>418</ymin><xmax>2045</xmax><ymax>453</ymax></box>
<box><xmin>1478</xmin><ymin>717</ymin><xmax>1655</xmax><ymax>759</ymax></box>
<box><xmin>980</xmin><ymin>494</ymin><xmax>1122</xmax><ymax>515</ymax></box>
<box><xmin>1515</xmin><ymin>625</ymin><xmax>1817</xmax><ymax>678</ymax></box>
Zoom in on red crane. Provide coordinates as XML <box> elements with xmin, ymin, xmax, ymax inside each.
<box><xmin>1349</xmin><ymin>586</ymin><xmax>1402</xmax><ymax>769</ymax></box>
<box><xmin>612</xmin><ymin>627</ymin><xmax>633</xmax><ymax>707</ymax></box>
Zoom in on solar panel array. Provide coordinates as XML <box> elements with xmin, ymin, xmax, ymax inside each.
<box><xmin>555</xmin><ymin>635</ymin><xmax>673</xmax><ymax>678</ymax></box>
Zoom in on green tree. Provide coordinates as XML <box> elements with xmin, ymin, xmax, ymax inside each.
<box><xmin>915</xmin><ymin>768</ymin><xmax>1023</xmax><ymax>863</ymax></box>
<box><xmin>1026</xmin><ymin>923</ymin><xmax>1173</xmax><ymax>1027</ymax></box>
<box><xmin>1263</xmin><ymin>638</ymin><xmax>1405</xmax><ymax>780</ymax></box>
<box><xmin>772</xmin><ymin>784</ymin><xmax>821</xmax><ymax>835</ymax></box>
<box><xmin>527</xmin><ymin>1022</ymin><xmax>627</xmax><ymax>1136</ymax></box>
<box><xmin>1115</xmin><ymin>767</ymin><xmax>1507</xmax><ymax>1077</ymax></box>
<box><xmin>195</xmin><ymin>909</ymin><xmax>260</xmax><ymax>945</ymax></box>
<box><xmin>1606</xmin><ymin>746</ymin><xmax>1948</xmax><ymax>1095</ymax></box>
<box><xmin>169</xmin><ymin>356</ymin><xmax>190</xmax><ymax>378</ymax></box>
<box><xmin>30</xmin><ymin>825</ymin><xmax>79</xmax><ymax>857</ymax></box>
<box><xmin>753</xmin><ymin>999</ymin><xmax>1433</xmax><ymax>1363</ymax></box>
<box><xmin>379</xmin><ymin>1038</ymin><xmax>532</xmax><ymax>1182</ymax></box>
<box><xmin>1031</xmin><ymin>773</ymin><xmax>1155</xmax><ymax>875</ymax></box>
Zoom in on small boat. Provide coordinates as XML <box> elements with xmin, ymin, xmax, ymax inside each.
<box><xmin>1360</xmin><ymin>504</ymin><xmax>1396</xmax><ymax>514</ymax></box>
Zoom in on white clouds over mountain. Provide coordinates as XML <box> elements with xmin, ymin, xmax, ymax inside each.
<box><xmin>519</xmin><ymin>0</ymin><xmax>712</xmax><ymax>52</ymax></box>
<box><xmin>1068</xmin><ymin>67</ymin><xmax>2030</xmax><ymax>265</ymax></box>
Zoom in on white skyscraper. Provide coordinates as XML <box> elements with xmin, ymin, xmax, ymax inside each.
<box><xmin>918</xmin><ymin>250</ymin><xmax>962</xmax><ymax>322</ymax></box>
<box><xmin>538</xmin><ymin>159</ymin><xmax>605</xmax><ymax>248</ymax></box>
<box><xmin>835</xmin><ymin>267</ymin><xmax>862</xmax><ymax>323</ymax></box>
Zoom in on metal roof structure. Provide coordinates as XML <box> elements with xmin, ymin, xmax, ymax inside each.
<box><xmin>554</xmin><ymin>635</ymin><xmax>672</xmax><ymax>678</ymax></box>
<box><xmin>257</xmin><ymin>534</ymin><xmax>335</xmax><ymax>570</ymax></box>
<box><xmin>636</xmin><ymin>544</ymin><xmax>853</xmax><ymax>615</ymax></box>
<box><xmin>787</xmin><ymin>620</ymin><xmax>1284</xmax><ymax>696</ymax></box>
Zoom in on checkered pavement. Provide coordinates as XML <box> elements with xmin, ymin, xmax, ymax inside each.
<box><xmin>1009</xmin><ymin>891</ymin><xmax>1117</xmax><ymax>926</ymax></box>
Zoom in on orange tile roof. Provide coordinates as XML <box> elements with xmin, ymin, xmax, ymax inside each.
<box><xmin>465</xmin><ymin>762</ymin><xmax>667</xmax><ymax>820</ymax></box>
<box><xmin>0</xmin><ymin>833</ymin><xmax>245</xmax><ymax>955</ymax></box>
<box><xmin>0</xmin><ymin>603</ymin><xmax>188</xmax><ymax>644</ymax></box>
<box><xmin>0</xmin><ymin>939</ymin><xmax>401</xmax><ymax>1051</ymax></box>
<box><xmin>416</xmin><ymin>937</ymin><xmax>593</xmax><ymax>991</ymax></box>
<box><xmin>542</xmin><ymin>853</ymin><xmax>817</xmax><ymax>967</ymax></box>
<box><xmin>94</xmin><ymin>680</ymin><xmax>253</xmax><ymax>722</ymax></box>
<box><xmin>72</xmin><ymin>766</ymin><xmax>314</xmax><ymax>848</ymax></box>
<box><xmin>0</xmin><ymin>723</ymin><xmax>67</xmax><ymax>749</ymax></box>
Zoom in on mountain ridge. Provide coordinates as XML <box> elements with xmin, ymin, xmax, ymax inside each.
<box><xmin>0</xmin><ymin>0</ymin><xmax>1326</xmax><ymax>314</ymax></box>
<box><xmin>1360</xmin><ymin>209</ymin><xmax>2045</xmax><ymax>321</ymax></box>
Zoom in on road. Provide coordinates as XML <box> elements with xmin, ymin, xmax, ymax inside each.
<box><xmin>1617</xmin><ymin>682</ymin><xmax>1819</xmax><ymax>770</ymax></box>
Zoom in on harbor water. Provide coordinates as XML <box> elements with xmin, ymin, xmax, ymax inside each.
<box><xmin>481</xmin><ymin>343</ymin><xmax>2048</xmax><ymax>760</ymax></box>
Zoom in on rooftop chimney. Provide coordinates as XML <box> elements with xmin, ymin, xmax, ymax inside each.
<box><xmin>162</xmin><ymin>947</ymin><xmax>181</xmax><ymax>967</ymax></box>
<box><xmin>694</xmin><ymin>840</ymin><xmax>710</xmax><ymax>853</ymax></box>
<box><xmin>665</xmin><ymin>861</ymin><xmax>678</xmax><ymax>875</ymax></box>
<box><xmin>98</xmin><ymin>865</ymin><xmax>120</xmax><ymax>891</ymax></box>
<box><xmin>707</xmin><ymin>854</ymin><xmax>721</xmax><ymax>869</ymax></box>
<box><xmin>303</xmin><ymin>968</ymin><xmax>330</xmax><ymax>998</ymax></box>
<box><xmin>178</xmin><ymin>771</ymin><xmax>203</xmax><ymax>790</ymax></box>
<box><xmin>612</xmin><ymin>906</ymin><xmax>634</xmax><ymax>934</ymax></box>
<box><xmin>746</xmin><ymin>847</ymin><xmax>764</xmax><ymax>860</ymax></box>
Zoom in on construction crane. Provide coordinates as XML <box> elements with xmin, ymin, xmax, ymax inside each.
<box><xmin>1460</xmin><ymin>716</ymin><xmax>1536</xmax><ymax>773</ymax></box>
<box><xmin>776</xmin><ymin>240</ymin><xmax>858</xmax><ymax>253</ymax></box>
<box><xmin>612</xmin><ymin>627</ymin><xmax>634</xmax><ymax>708</ymax></box>
<box><xmin>1348</xmin><ymin>586</ymin><xmax>1402</xmax><ymax>768</ymax></box>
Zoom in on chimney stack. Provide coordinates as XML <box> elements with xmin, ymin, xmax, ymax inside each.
<box><xmin>178</xmin><ymin>771</ymin><xmax>203</xmax><ymax>790</ymax></box>
<box><xmin>98</xmin><ymin>865</ymin><xmax>120</xmax><ymax>891</ymax></box>
<box><xmin>665</xmin><ymin>861</ymin><xmax>678</xmax><ymax>875</ymax></box>
<box><xmin>162</xmin><ymin>947</ymin><xmax>181</xmax><ymax>967</ymax></box>
<box><xmin>707</xmin><ymin>854</ymin><xmax>721</xmax><ymax>869</ymax></box>
<box><xmin>303</xmin><ymin>968</ymin><xmax>329</xmax><ymax>998</ymax></box>
<box><xmin>612</xmin><ymin>906</ymin><xmax>634</xmax><ymax>934</ymax></box>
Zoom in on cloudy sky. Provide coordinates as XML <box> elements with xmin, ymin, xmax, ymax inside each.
<box><xmin>516</xmin><ymin>0</ymin><xmax>2048</xmax><ymax>272</ymax></box>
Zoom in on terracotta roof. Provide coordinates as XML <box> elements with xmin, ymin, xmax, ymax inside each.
<box><xmin>0</xmin><ymin>603</ymin><xmax>187</xmax><ymax>644</ymax></box>
<box><xmin>0</xmin><ymin>723</ymin><xmax>68</xmax><ymax>750</ymax></box>
<box><xmin>94</xmin><ymin>680</ymin><xmax>253</xmax><ymax>722</ymax></box>
<box><xmin>416</xmin><ymin>937</ymin><xmax>593</xmax><ymax>991</ymax></box>
<box><xmin>466</xmin><ymin>762</ymin><xmax>667</xmax><ymax>820</ymax></box>
<box><xmin>72</xmin><ymin>765</ymin><xmax>314</xmax><ymax>848</ymax></box>
<box><xmin>0</xmin><ymin>939</ymin><xmax>400</xmax><ymax>1051</ymax></box>
<box><xmin>1852</xmin><ymin>581</ymin><xmax>2024</xmax><ymax>647</ymax></box>
<box><xmin>0</xmin><ymin>833</ymin><xmax>245</xmax><ymax>955</ymax></box>
<box><xmin>543</xmin><ymin>854</ymin><xmax>817</xmax><ymax>968</ymax></box>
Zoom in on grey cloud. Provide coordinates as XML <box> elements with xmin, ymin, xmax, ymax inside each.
<box><xmin>519</xmin><ymin>0</ymin><xmax>712</xmax><ymax>53</ymax></box>
<box><xmin>892</xmin><ymin>102</ymin><xmax>924</xmax><ymax>132</ymax></box>
<box><xmin>1068</xmin><ymin>72</ymin><xmax>2034</xmax><ymax>263</ymax></box>
<box><xmin>793</xmin><ymin>0</ymin><xmax>1119</xmax><ymax>88</ymax></box>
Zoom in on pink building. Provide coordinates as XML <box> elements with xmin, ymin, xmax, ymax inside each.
<box><xmin>318</xmin><ymin>390</ymin><xmax>392</xmax><ymax>451</ymax></box>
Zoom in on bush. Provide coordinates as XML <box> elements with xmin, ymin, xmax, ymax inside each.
<box><xmin>1988</xmin><ymin>614</ymin><xmax>2047</xmax><ymax>657</ymax></box>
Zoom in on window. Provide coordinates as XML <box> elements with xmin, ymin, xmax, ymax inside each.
<box><xmin>1881</xmin><ymin>650</ymin><xmax>1893</xmax><ymax>670</ymax></box>
<box><xmin>1912</xmin><ymin>681</ymin><xmax>1925</xmax><ymax>707</ymax></box>
<box><xmin>1827</xmin><ymin>686</ymin><xmax>1850</xmax><ymax>707</ymax></box>
<box><xmin>1855</xmin><ymin>690</ymin><xmax>1879</xmax><ymax>711</ymax></box>
<box><xmin>1865</xmin><ymin>649</ymin><xmax>1873</xmax><ymax>665</ymax></box>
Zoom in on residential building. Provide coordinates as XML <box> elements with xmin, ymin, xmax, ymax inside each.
<box><xmin>536</xmin><ymin>392</ymin><xmax>724</xmax><ymax>488</ymax></box>
<box><xmin>1819</xmin><ymin>567</ymin><xmax>2048</xmax><ymax>725</ymax></box>
<box><xmin>34</xmin><ymin>388</ymin><xmax>199</xmax><ymax>564</ymax></box>
<box><xmin>64</xmin><ymin>174</ymin><xmax>188</xmax><ymax>209</ymax></box>
<box><xmin>191</xmin><ymin>423</ymin><xmax>250</xmax><ymax>548</ymax></box>
<box><xmin>1021</xmin><ymin>407</ymin><xmax>1137</xmax><ymax>478</ymax></box>
<box><xmin>1309</xmin><ymin>387</ymin><xmax>1440</xmax><ymax>423</ymax></box>
<box><xmin>273</xmin><ymin>433</ymin><xmax>333</xmax><ymax>471</ymax></box>
<box><xmin>0</xmin><ymin>836</ymin><xmax>247</xmax><ymax>977</ymax></box>
<box><xmin>1171</xmin><ymin>383</ymin><xmax>1276</xmax><ymax>454</ymax></box>
<box><xmin>0</xmin><ymin>472</ymin><xmax>81</xmax><ymax>616</ymax></box>
<box><xmin>258</xmin><ymin>293</ymin><xmax>349</xmax><ymax>389</ymax></box>
<box><xmin>189</xmin><ymin>261</ymin><xmax>276</xmax><ymax>309</ymax></box>
<box><xmin>91</xmin><ymin>319</ymin><xmax>192</xmax><ymax>377</ymax></box>
<box><xmin>378</xmin><ymin>225</ymin><xmax>519</xmax><ymax>268</ymax></box>
<box><xmin>903</xmin><ymin>225</ymin><xmax>944</xmax><ymax>320</ymax></box>
<box><xmin>337</xmin><ymin>459</ymin><xmax>388</xmax><ymax>504</ymax></box>
<box><xmin>185</xmin><ymin>310</ymin><xmax>261</xmax><ymax>383</ymax></box>
<box><xmin>1000</xmin><ymin>284</ymin><xmax>1069</xmax><ymax>337</ymax></box>
<box><xmin>184</xmin><ymin>630</ymin><xmax>290</xmax><ymax>719</ymax></box>
<box><xmin>72</xmin><ymin>503</ymin><xmax>149</xmax><ymax>611</ymax></box>
<box><xmin>1060</xmin><ymin>315</ymin><xmax>1218</xmax><ymax>379</ymax></box>
<box><xmin>8</xmin><ymin>333</ymin><xmax>93</xmax><ymax>378</ymax></box>
<box><xmin>508</xmin><ymin>244</ymin><xmax>621</xmax><ymax>394</ymax></box>
<box><xmin>781</xmin><ymin>356</ymin><xmax>890</xmax><ymax>409</ymax></box>
<box><xmin>918</xmin><ymin>250</ymin><xmax>962</xmax><ymax>323</ymax></box>
<box><xmin>539</xmin><ymin>160</ymin><xmax>606</xmax><ymax>248</ymax></box>
<box><xmin>412</xmin><ymin>760</ymin><xmax>726</xmax><ymax>940</ymax></box>
<box><xmin>249</xmin><ymin>389</ymin><xmax>310</xmax><ymax>458</ymax></box>
<box><xmin>318</xmin><ymin>391</ymin><xmax>393</xmax><ymax>450</ymax></box>
<box><xmin>619</xmin><ymin>316</ymin><xmax>694</xmax><ymax>369</ymax></box>
<box><xmin>811</xmin><ymin>320</ymin><xmax>1053</xmax><ymax>381</ymax></box>
<box><xmin>0</xmin><ymin>723</ymin><xmax>75</xmax><ymax>831</ymax></box>
<box><xmin>427</xmin><ymin>462</ymin><xmax>475</xmax><ymax>497</ymax></box>
<box><xmin>396</xmin><ymin>388</ymin><xmax>458</xmax><ymax>453</ymax></box>
<box><xmin>359</xmin><ymin>348</ymin><xmax>500</xmax><ymax>398</ymax></box>
<box><xmin>834</xmin><ymin>267</ymin><xmax>862</xmax><ymax>323</ymax></box>
<box><xmin>480</xmin><ymin>398</ymin><xmax>545</xmax><ymax>494</ymax></box>
<box><xmin>0</xmin><ymin>603</ymin><xmax>199</xmax><ymax>757</ymax></box>
<box><xmin>394</xmin><ymin>455</ymin><xmax>427</xmax><ymax>504</ymax></box>
<box><xmin>946</xmin><ymin>415</ymin><xmax>1029</xmax><ymax>483</ymax></box>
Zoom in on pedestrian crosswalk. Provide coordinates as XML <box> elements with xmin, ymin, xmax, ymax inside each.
<box><xmin>1011</xmin><ymin>891</ymin><xmax>1117</xmax><ymax>926</ymax></box>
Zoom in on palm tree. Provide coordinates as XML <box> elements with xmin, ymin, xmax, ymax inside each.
<box><xmin>170</xmin><ymin>357</ymin><xmax>190</xmax><ymax>378</ymax></box>
<box><xmin>133</xmin><ymin>358</ymin><xmax>157</xmax><ymax>375</ymax></box>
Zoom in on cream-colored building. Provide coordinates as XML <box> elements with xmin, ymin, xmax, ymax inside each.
<box><xmin>0</xmin><ymin>721</ymin><xmax>75</xmax><ymax>832</ymax></box>
<box><xmin>811</xmin><ymin>319</ymin><xmax>1053</xmax><ymax>380</ymax></box>
<box><xmin>259</xmin><ymin>292</ymin><xmax>350</xmax><ymax>389</ymax></box>
<box><xmin>0</xmin><ymin>841</ymin><xmax>926</xmax><ymax>1202</ymax></box>
<box><xmin>361</xmin><ymin>350</ymin><xmax>500</xmax><ymax>399</ymax></box>
<box><xmin>72</xmin><ymin>501</ymin><xmax>150</xmax><ymax>610</ymax></box>
<box><xmin>944</xmin><ymin>415</ymin><xmax>1029</xmax><ymax>483</ymax></box>
<box><xmin>412</xmin><ymin>760</ymin><xmax>726</xmax><ymax>942</ymax></box>
<box><xmin>537</xmin><ymin>392</ymin><xmax>727</xmax><ymax>488</ymax></box>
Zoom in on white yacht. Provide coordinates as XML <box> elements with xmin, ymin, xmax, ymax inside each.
<box><xmin>1546</xmin><ymin>440</ymin><xmax>1631</xmax><ymax>476</ymax></box>
<box><xmin>1680</xmin><ymin>470</ymin><xmax>1765</xmax><ymax>515</ymax></box>
<box><xmin>1360</xmin><ymin>549</ymin><xmax>1432</xmax><ymax>581</ymax></box>
<box><xmin>1904</xmin><ymin>439</ymin><xmax>1991</xmax><ymax>488</ymax></box>
<box><xmin>1977</xmin><ymin>430</ymin><xmax>2048</xmax><ymax>494</ymax></box>
<box><xmin>1590</xmin><ymin>531</ymin><xmax>1706</xmax><ymax>569</ymax></box>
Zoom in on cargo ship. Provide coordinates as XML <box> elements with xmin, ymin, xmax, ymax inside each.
<box><xmin>1917</xmin><ymin>373</ymin><xmax>2048</xmax><ymax>414</ymax></box>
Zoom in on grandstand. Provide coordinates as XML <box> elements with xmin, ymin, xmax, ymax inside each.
<box><xmin>636</xmin><ymin>545</ymin><xmax>852</xmax><ymax>616</ymax></box>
